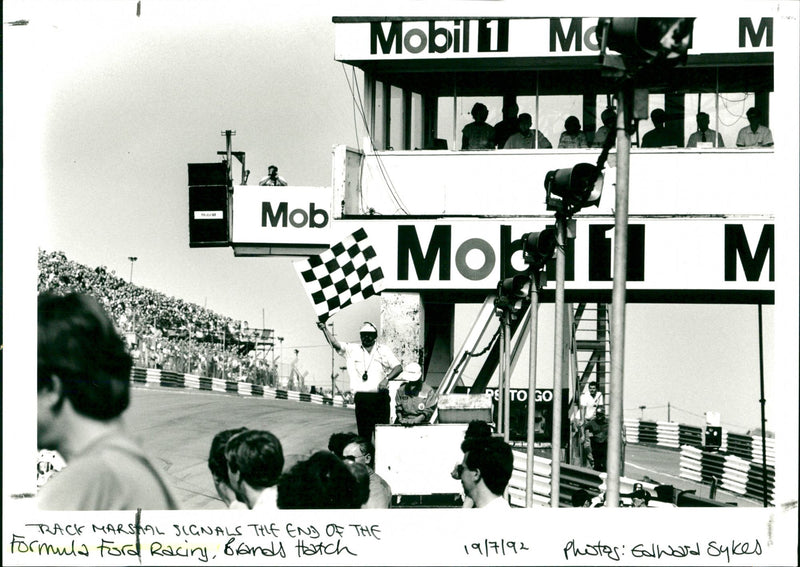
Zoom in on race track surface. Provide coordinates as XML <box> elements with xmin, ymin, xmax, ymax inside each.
<box><xmin>127</xmin><ymin>386</ymin><xmax>760</xmax><ymax>509</ymax></box>
<box><xmin>126</xmin><ymin>386</ymin><xmax>357</xmax><ymax>509</ymax></box>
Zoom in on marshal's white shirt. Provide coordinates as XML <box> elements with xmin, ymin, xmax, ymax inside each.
<box><xmin>340</xmin><ymin>342</ymin><xmax>400</xmax><ymax>393</ymax></box>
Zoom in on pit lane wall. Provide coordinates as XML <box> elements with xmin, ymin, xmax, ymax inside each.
<box><xmin>624</xmin><ymin>417</ymin><xmax>775</xmax><ymax>504</ymax></box>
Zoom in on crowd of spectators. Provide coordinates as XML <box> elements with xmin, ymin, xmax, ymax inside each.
<box><xmin>37</xmin><ymin>249</ymin><xmax>303</xmax><ymax>388</ymax></box>
<box><xmin>458</xmin><ymin>99</ymin><xmax>773</xmax><ymax>151</ymax></box>
<box><xmin>204</xmin><ymin>423</ymin><xmax>513</xmax><ymax>510</ymax></box>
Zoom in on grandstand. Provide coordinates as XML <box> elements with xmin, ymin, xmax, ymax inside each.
<box><xmin>37</xmin><ymin>249</ymin><xmax>312</xmax><ymax>392</ymax></box>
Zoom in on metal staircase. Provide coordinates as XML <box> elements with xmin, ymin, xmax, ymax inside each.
<box><xmin>568</xmin><ymin>303</ymin><xmax>612</xmax><ymax>465</ymax></box>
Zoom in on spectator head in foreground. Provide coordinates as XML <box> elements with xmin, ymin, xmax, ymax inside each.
<box><xmin>328</xmin><ymin>431</ymin><xmax>359</xmax><ymax>459</ymax></box>
<box><xmin>454</xmin><ymin>435</ymin><xmax>514</xmax><ymax>508</ymax></box>
<box><xmin>571</xmin><ymin>489</ymin><xmax>593</xmax><ymax>507</ymax></box>
<box><xmin>38</xmin><ymin>292</ymin><xmax>133</xmax><ymax>452</ymax></box>
<box><xmin>343</xmin><ymin>460</ymin><xmax>371</xmax><ymax>507</ymax></box>
<box><xmin>342</xmin><ymin>436</ymin><xmax>376</xmax><ymax>470</ymax></box>
<box><xmin>37</xmin><ymin>292</ymin><xmax>178</xmax><ymax>510</ymax></box>
<box><xmin>208</xmin><ymin>427</ymin><xmax>248</xmax><ymax>507</ymax></box>
<box><xmin>277</xmin><ymin>451</ymin><xmax>360</xmax><ymax>509</ymax></box>
<box><xmin>225</xmin><ymin>429</ymin><xmax>284</xmax><ymax>509</ymax></box>
<box><xmin>465</xmin><ymin>420</ymin><xmax>493</xmax><ymax>439</ymax></box>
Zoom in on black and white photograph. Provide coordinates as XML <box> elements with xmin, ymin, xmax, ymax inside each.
<box><xmin>3</xmin><ymin>1</ymin><xmax>798</xmax><ymax>565</ymax></box>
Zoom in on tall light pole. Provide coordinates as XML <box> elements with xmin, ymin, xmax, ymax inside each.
<box><xmin>278</xmin><ymin>336</ymin><xmax>284</xmax><ymax>387</ymax></box>
<box><xmin>128</xmin><ymin>256</ymin><xmax>138</xmax><ymax>283</ymax></box>
<box><xmin>328</xmin><ymin>323</ymin><xmax>336</xmax><ymax>397</ymax></box>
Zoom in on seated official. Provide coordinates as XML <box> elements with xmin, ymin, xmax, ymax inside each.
<box><xmin>394</xmin><ymin>363</ymin><xmax>438</xmax><ymax>425</ymax></box>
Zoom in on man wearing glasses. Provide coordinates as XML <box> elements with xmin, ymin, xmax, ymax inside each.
<box><xmin>452</xmin><ymin>435</ymin><xmax>514</xmax><ymax>509</ymax></box>
<box><xmin>342</xmin><ymin>437</ymin><xmax>392</xmax><ymax>508</ymax></box>
<box><xmin>318</xmin><ymin>321</ymin><xmax>403</xmax><ymax>441</ymax></box>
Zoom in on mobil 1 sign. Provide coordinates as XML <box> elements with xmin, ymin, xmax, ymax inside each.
<box><xmin>363</xmin><ymin>217</ymin><xmax>774</xmax><ymax>297</ymax></box>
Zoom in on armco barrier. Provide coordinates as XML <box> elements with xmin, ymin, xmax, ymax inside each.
<box><xmin>655</xmin><ymin>421</ymin><xmax>680</xmax><ymax>449</ymax></box>
<box><xmin>679</xmin><ymin>445</ymin><xmax>774</xmax><ymax>505</ymax></box>
<box><xmin>678</xmin><ymin>423</ymin><xmax>703</xmax><ymax>447</ymax></box>
<box><xmin>624</xmin><ymin>418</ymin><xmax>640</xmax><ymax>443</ymax></box>
<box><xmin>128</xmin><ymin>366</ymin><xmax>351</xmax><ymax>410</ymax></box>
<box><xmin>508</xmin><ymin>450</ymin><xmax>659</xmax><ymax>508</ymax></box>
<box><xmin>626</xmin><ymin>418</ymin><xmax>775</xmax><ymax>464</ymax></box>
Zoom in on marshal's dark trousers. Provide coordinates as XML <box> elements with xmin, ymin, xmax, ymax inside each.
<box><xmin>354</xmin><ymin>390</ymin><xmax>390</xmax><ymax>441</ymax></box>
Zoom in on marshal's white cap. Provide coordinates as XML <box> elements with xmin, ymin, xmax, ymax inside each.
<box><xmin>359</xmin><ymin>322</ymin><xmax>377</xmax><ymax>334</ymax></box>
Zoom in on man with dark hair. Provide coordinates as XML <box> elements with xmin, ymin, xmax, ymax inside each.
<box><xmin>736</xmin><ymin>107</ymin><xmax>774</xmax><ymax>147</ymax></box>
<box><xmin>343</xmin><ymin>437</ymin><xmax>391</xmax><ymax>508</ymax></box>
<box><xmin>641</xmin><ymin>108</ymin><xmax>680</xmax><ymax>148</ymax></box>
<box><xmin>493</xmin><ymin>98</ymin><xmax>519</xmax><ymax>149</ymax></box>
<box><xmin>208</xmin><ymin>427</ymin><xmax>248</xmax><ymax>509</ymax></box>
<box><xmin>592</xmin><ymin>108</ymin><xmax>617</xmax><ymax>148</ymax></box>
<box><xmin>37</xmin><ymin>292</ymin><xmax>178</xmax><ymax>510</ymax></box>
<box><xmin>328</xmin><ymin>431</ymin><xmax>358</xmax><ymax>459</ymax></box>
<box><xmin>225</xmin><ymin>429</ymin><xmax>284</xmax><ymax>509</ymax></box>
<box><xmin>687</xmin><ymin>112</ymin><xmax>725</xmax><ymax>148</ymax></box>
<box><xmin>582</xmin><ymin>405</ymin><xmax>609</xmax><ymax>472</ymax></box>
<box><xmin>258</xmin><ymin>164</ymin><xmax>288</xmax><ymax>186</ymax></box>
<box><xmin>504</xmin><ymin>112</ymin><xmax>552</xmax><ymax>149</ymax></box>
<box><xmin>452</xmin><ymin>435</ymin><xmax>514</xmax><ymax>508</ymax></box>
<box><xmin>277</xmin><ymin>451</ymin><xmax>361</xmax><ymax>509</ymax></box>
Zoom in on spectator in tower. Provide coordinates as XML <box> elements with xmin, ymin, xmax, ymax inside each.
<box><xmin>641</xmin><ymin>108</ymin><xmax>679</xmax><ymax>148</ymax></box>
<box><xmin>37</xmin><ymin>293</ymin><xmax>179</xmax><ymax>510</ymax></box>
<box><xmin>277</xmin><ymin>451</ymin><xmax>361</xmax><ymax>509</ymax></box>
<box><xmin>461</xmin><ymin>102</ymin><xmax>495</xmax><ymax>150</ymax></box>
<box><xmin>736</xmin><ymin>107</ymin><xmax>774</xmax><ymax>147</ymax></box>
<box><xmin>207</xmin><ymin>427</ymin><xmax>249</xmax><ymax>509</ymax></box>
<box><xmin>317</xmin><ymin>321</ymin><xmax>403</xmax><ymax>441</ymax></box>
<box><xmin>343</xmin><ymin>437</ymin><xmax>392</xmax><ymax>509</ymax></box>
<box><xmin>687</xmin><ymin>111</ymin><xmax>725</xmax><ymax>148</ymax></box>
<box><xmin>504</xmin><ymin>113</ymin><xmax>552</xmax><ymax>149</ymax></box>
<box><xmin>592</xmin><ymin>108</ymin><xmax>617</xmax><ymax>148</ymax></box>
<box><xmin>582</xmin><ymin>405</ymin><xmax>609</xmax><ymax>473</ymax></box>
<box><xmin>258</xmin><ymin>164</ymin><xmax>288</xmax><ymax>186</ymax></box>
<box><xmin>558</xmin><ymin>115</ymin><xmax>589</xmax><ymax>148</ymax></box>
<box><xmin>395</xmin><ymin>362</ymin><xmax>438</xmax><ymax>425</ymax></box>
<box><xmin>452</xmin><ymin>435</ymin><xmax>514</xmax><ymax>509</ymax></box>
<box><xmin>493</xmin><ymin>99</ymin><xmax>519</xmax><ymax>149</ymax></box>
<box><xmin>225</xmin><ymin>429</ymin><xmax>284</xmax><ymax>510</ymax></box>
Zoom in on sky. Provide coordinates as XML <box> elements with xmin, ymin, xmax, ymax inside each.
<box><xmin>3</xmin><ymin>1</ymin><xmax>797</xmax><ymax>462</ymax></box>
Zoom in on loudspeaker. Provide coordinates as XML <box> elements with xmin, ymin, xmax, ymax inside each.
<box><xmin>188</xmin><ymin>163</ymin><xmax>229</xmax><ymax>247</ymax></box>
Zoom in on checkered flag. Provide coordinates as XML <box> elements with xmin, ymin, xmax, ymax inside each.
<box><xmin>294</xmin><ymin>228</ymin><xmax>386</xmax><ymax>322</ymax></box>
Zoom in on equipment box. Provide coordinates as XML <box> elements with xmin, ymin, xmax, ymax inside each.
<box><xmin>436</xmin><ymin>394</ymin><xmax>493</xmax><ymax>424</ymax></box>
